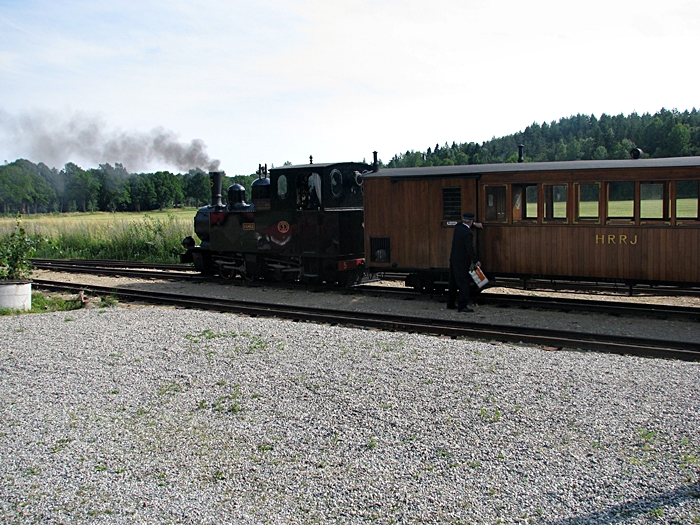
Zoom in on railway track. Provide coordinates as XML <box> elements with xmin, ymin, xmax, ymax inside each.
<box><xmin>477</xmin><ymin>292</ymin><xmax>700</xmax><ymax>321</ymax></box>
<box><xmin>374</xmin><ymin>272</ymin><xmax>700</xmax><ymax>297</ymax></box>
<box><xmin>31</xmin><ymin>258</ymin><xmax>202</xmax><ymax>281</ymax></box>
<box><xmin>356</xmin><ymin>285</ymin><xmax>700</xmax><ymax>321</ymax></box>
<box><xmin>32</xmin><ymin>259</ymin><xmax>700</xmax><ymax>321</ymax></box>
<box><xmin>32</xmin><ymin>278</ymin><xmax>700</xmax><ymax>361</ymax></box>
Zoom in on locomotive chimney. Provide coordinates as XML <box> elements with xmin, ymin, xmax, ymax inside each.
<box><xmin>373</xmin><ymin>151</ymin><xmax>379</xmax><ymax>172</ymax></box>
<box><xmin>517</xmin><ymin>144</ymin><xmax>524</xmax><ymax>163</ymax></box>
<box><xmin>209</xmin><ymin>171</ymin><xmax>224</xmax><ymax>209</ymax></box>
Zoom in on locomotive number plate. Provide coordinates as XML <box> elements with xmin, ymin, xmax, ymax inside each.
<box><xmin>242</xmin><ymin>223</ymin><xmax>255</xmax><ymax>230</ymax></box>
<box><xmin>277</xmin><ymin>221</ymin><xmax>290</xmax><ymax>233</ymax></box>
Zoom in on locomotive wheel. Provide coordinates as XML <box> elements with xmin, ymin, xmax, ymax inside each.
<box><xmin>219</xmin><ymin>267</ymin><xmax>236</xmax><ymax>280</ymax></box>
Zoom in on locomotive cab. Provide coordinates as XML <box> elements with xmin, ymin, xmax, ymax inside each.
<box><xmin>269</xmin><ymin>163</ymin><xmax>365</xmax><ymax>212</ymax></box>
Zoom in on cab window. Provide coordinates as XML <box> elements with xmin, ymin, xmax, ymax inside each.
<box><xmin>277</xmin><ymin>175</ymin><xmax>288</xmax><ymax>199</ymax></box>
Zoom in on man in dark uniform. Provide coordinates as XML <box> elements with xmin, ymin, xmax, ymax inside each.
<box><xmin>447</xmin><ymin>212</ymin><xmax>481</xmax><ymax>313</ymax></box>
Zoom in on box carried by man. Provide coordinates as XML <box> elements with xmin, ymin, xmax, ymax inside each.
<box><xmin>469</xmin><ymin>266</ymin><xmax>489</xmax><ymax>289</ymax></box>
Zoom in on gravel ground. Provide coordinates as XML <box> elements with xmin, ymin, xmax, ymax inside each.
<box><xmin>1</xmin><ymin>302</ymin><xmax>699</xmax><ymax>524</ymax></box>
<box><xmin>30</xmin><ymin>270</ymin><xmax>700</xmax><ymax>344</ymax></box>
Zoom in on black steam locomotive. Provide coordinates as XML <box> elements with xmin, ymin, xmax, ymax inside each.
<box><xmin>181</xmin><ymin>157</ymin><xmax>375</xmax><ymax>285</ymax></box>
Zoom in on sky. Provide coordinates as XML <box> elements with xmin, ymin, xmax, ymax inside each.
<box><xmin>0</xmin><ymin>0</ymin><xmax>698</xmax><ymax>175</ymax></box>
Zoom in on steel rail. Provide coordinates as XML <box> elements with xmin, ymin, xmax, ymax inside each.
<box><xmin>31</xmin><ymin>259</ymin><xmax>700</xmax><ymax>320</ymax></box>
<box><xmin>375</xmin><ymin>272</ymin><xmax>700</xmax><ymax>297</ymax></box>
<box><xmin>355</xmin><ymin>284</ymin><xmax>700</xmax><ymax>321</ymax></box>
<box><xmin>31</xmin><ymin>260</ymin><xmax>700</xmax><ymax>297</ymax></box>
<box><xmin>476</xmin><ymin>293</ymin><xmax>700</xmax><ymax>321</ymax></box>
<box><xmin>32</xmin><ymin>279</ymin><xmax>700</xmax><ymax>362</ymax></box>
<box><xmin>31</xmin><ymin>260</ymin><xmax>202</xmax><ymax>281</ymax></box>
<box><xmin>492</xmin><ymin>277</ymin><xmax>700</xmax><ymax>297</ymax></box>
<box><xmin>31</xmin><ymin>258</ymin><xmax>195</xmax><ymax>271</ymax></box>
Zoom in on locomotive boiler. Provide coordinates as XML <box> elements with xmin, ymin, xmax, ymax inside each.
<box><xmin>181</xmin><ymin>157</ymin><xmax>375</xmax><ymax>285</ymax></box>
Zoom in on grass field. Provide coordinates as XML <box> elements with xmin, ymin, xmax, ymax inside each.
<box><xmin>0</xmin><ymin>209</ymin><xmax>197</xmax><ymax>263</ymax></box>
<box><xmin>0</xmin><ymin>208</ymin><xmax>197</xmax><ymax>227</ymax></box>
<box><xmin>530</xmin><ymin>198</ymin><xmax>698</xmax><ymax>220</ymax></box>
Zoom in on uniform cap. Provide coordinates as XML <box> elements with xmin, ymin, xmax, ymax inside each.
<box><xmin>462</xmin><ymin>212</ymin><xmax>475</xmax><ymax>221</ymax></box>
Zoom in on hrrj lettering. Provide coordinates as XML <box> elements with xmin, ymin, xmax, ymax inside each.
<box><xmin>596</xmin><ymin>234</ymin><xmax>638</xmax><ymax>245</ymax></box>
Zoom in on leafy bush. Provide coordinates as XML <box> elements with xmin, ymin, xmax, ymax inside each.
<box><xmin>0</xmin><ymin>215</ymin><xmax>36</xmax><ymax>280</ymax></box>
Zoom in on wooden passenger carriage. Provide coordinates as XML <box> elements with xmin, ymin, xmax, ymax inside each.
<box><xmin>362</xmin><ymin>157</ymin><xmax>700</xmax><ymax>290</ymax></box>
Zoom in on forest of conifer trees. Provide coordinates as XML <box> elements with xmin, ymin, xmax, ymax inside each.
<box><xmin>387</xmin><ymin>108</ymin><xmax>700</xmax><ymax>168</ymax></box>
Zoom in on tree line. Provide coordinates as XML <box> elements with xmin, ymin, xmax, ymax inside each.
<box><xmin>3</xmin><ymin>107</ymin><xmax>699</xmax><ymax>214</ymax></box>
<box><xmin>386</xmin><ymin>108</ymin><xmax>700</xmax><ymax>168</ymax></box>
<box><xmin>0</xmin><ymin>160</ymin><xmax>256</xmax><ymax>215</ymax></box>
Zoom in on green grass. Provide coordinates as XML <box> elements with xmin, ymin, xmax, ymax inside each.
<box><xmin>0</xmin><ymin>209</ymin><xmax>197</xmax><ymax>263</ymax></box>
<box><xmin>677</xmin><ymin>197</ymin><xmax>699</xmax><ymax>218</ymax></box>
<box><xmin>0</xmin><ymin>208</ymin><xmax>197</xmax><ymax>226</ymax></box>
<box><xmin>0</xmin><ymin>292</ymin><xmax>88</xmax><ymax>316</ymax></box>
<box><xmin>577</xmin><ymin>201</ymin><xmax>598</xmax><ymax>218</ymax></box>
<box><xmin>540</xmin><ymin>198</ymin><xmax>698</xmax><ymax>220</ymax></box>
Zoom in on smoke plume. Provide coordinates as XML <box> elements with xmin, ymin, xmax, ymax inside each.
<box><xmin>0</xmin><ymin>109</ymin><xmax>220</xmax><ymax>172</ymax></box>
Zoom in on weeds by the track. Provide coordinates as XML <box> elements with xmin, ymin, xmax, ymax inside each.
<box><xmin>0</xmin><ymin>291</ymin><xmax>118</xmax><ymax>315</ymax></box>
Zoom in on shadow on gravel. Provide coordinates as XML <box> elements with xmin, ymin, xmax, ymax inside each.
<box><xmin>541</xmin><ymin>482</ymin><xmax>700</xmax><ymax>524</ymax></box>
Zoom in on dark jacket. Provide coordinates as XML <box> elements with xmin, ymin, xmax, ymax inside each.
<box><xmin>449</xmin><ymin>223</ymin><xmax>477</xmax><ymax>270</ymax></box>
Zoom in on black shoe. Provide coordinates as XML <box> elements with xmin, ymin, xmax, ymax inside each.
<box><xmin>457</xmin><ymin>307</ymin><xmax>474</xmax><ymax>313</ymax></box>
<box><xmin>446</xmin><ymin>305</ymin><xmax>456</xmax><ymax>310</ymax></box>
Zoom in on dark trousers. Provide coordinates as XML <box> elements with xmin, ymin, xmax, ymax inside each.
<box><xmin>447</xmin><ymin>264</ymin><xmax>471</xmax><ymax>310</ymax></box>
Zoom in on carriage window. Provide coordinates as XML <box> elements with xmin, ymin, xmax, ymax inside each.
<box><xmin>544</xmin><ymin>184</ymin><xmax>567</xmax><ymax>220</ymax></box>
<box><xmin>676</xmin><ymin>181</ymin><xmax>699</xmax><ymax>219</ymax></box>
<box><xmin>640</xmin><ymin>183</ymin><xmax>666</xmax><ymax>220</ymax></box>
<box><xmin>277</xmin><ymin>175</ymin><xmax>288</xmax><ymax>199</ymax></box>
<box><xmin>442</xmin><ymin>187</ymin><xmax>462</xmax><ymax>221</ymax></box>
<box><xmin>484</xmin><ymin>186</ymin><xmax>506</xmax><ymax>222</ymax></box>
<box><xmin>576</xmin><ymin>183</ymin><xmax>599</xmax><ymax>221</ymax></box>
<box><xmin>607</xmin><ymin>181</ymin><xmax>634</xmax><ymax>220</ymax></box>
<box><xmin>513</xmin><ymin>184</ymin><xmax>538</xmax><ymax>221</ymax></box>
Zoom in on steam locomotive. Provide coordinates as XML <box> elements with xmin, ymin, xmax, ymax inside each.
<box><xmin>183</xmin><ymin>151</ymin><xmax>700</xmax><ymax>290</ymax></box>
<box><xmin>180</xmin><ymin>156</ymin><xmax>376</xmax><ymax>285</ymax></box>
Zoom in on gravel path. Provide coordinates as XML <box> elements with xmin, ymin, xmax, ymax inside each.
<box><xmin>31</xmin><ymin>270</ymin><xmax>700</xmax><ymax>344</ymax></box>
<box><xmin>1</xmin><ymin>306</ymin><xmax>699</xmax><ymax>524</ymax></box>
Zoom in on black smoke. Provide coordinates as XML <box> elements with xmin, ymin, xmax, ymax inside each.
<box><xmin>0</xmin><ymin>110</ymin><xmax>220</xmax><ymax>172</ymax></box>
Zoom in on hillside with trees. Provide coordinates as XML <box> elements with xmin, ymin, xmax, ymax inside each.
<box><xmin>0</xmin><ymin>161</ymin><xmax>257</xmax><ymax>215</ymax></box>
<box><xmin>2</xmin><ymin>108</ymin><xmax>699</xmax><ymax>214</ymax></box>
<box><xmin>387</xmin><ymin>108</ymin><xmax>700</xmax><ymax>168</ymax></box>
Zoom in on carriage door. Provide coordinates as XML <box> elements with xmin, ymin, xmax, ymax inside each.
<box><xmin>428</xmin><ymin>177</ymin><xmax>478</xmax><ymax>269</ymax></box>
